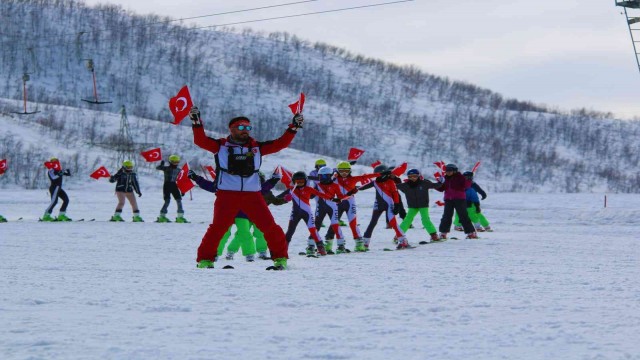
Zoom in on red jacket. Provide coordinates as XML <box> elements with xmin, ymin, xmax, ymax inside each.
<box><xmin>436</xmin><ymin>172</ymin><xmax>471</xmax><ymax>200</ymax></box>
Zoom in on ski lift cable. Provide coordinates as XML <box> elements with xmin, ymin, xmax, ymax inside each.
<box><xmin>4</xmin><ymin>0</ymin><xmax>414</xmax><ymax>55</ymax></box>
<box><xmin>0</xmin><ymin>0</ymin><xmax>322</xmax><ymax>51</ymax></box>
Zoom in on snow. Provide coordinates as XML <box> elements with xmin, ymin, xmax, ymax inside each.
<box><xmin>1</xmin><ymin>190</ymin><xmax>639</xmax><ymax>359</ymax></box>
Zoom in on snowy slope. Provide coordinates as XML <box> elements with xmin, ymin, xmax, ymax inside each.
<box><xmin>1</xmin><ymin>191</ymin><xmax>638</xmax><ymax>359</ymax></box>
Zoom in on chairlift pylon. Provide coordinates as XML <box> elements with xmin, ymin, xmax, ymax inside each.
<box><xmin>12</xmin><ymin>73</ymin><xmax>40</xmax><ymax>115</ymax></box>
<box><xmin>81</xmin><ymin>58</ymin><xmax>112</xmax><ymax>105</ymax></box>
<box><xmin>616</xmin><ymin>0</ymin><xmax>640</xmax><ymax>74</ymax></box>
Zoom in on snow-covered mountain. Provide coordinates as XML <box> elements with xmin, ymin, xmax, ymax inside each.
<box><xmin>1</xmin><ymin>0</ymin><xmax>639</xmax><ymax>192</ymax></box>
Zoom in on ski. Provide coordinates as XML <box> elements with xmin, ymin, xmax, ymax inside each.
<box><xmin>222</xmin><ymin>265</ymin><xmax>234</xmax><ymax>269</ymax></box>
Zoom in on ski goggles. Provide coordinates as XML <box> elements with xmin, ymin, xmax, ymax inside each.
<box><xmin>236</xmin><ymin>125</ymin><xmax>252</xmax><ymax>131</ymax></box>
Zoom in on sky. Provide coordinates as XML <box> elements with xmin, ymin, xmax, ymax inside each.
<box><xmin>82</xmin><ymin>0</ymin><xmax>640</xmax><ymax>119</ymax></box>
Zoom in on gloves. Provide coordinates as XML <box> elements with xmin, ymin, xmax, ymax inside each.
<box><xmin>331</xmin><ymin>198</ymin><xmax>342</xmax><ymax>203</ymax></box>
<box><xmin>481</xmin><ymin>195</ymin><xmax>487</xmax><ymax>200</ymax></box>
<box><xmin>291</xmin><ymin>113</ymin><xmax>304</xmax><ymax>129</ymax></box>
<box><xmin>189</xmin><ymin>106</ymin><xmax>202</xmax><ymax>126</ymax></box>
<box><xmin>62</xmin><ymin>169</ymin><xmax>71</xmax><ymax>176</ymax></box>
<box><xmin>137</xmin><ymin>193</ymin><xmax>142</xmax><ymax>198</ymax></box>
<box><xmin>272</xmin><ymin>170</ymin><xmax>282</xmax><ymax>180</ymax></box>
<box><xmin>188</xmin><ymin>169</ymin><xmax>198</xmax><ymax>180</ymax></box>
<box><xmin>346</xmin><ymin>188</ymin><xmax>359</xmax><ymax>196</ymax></box>
<box><xmin>393</xmin><ymin>203</ymin><xmax>401</xmax><ymax>215</ymax></box>
<box><xmin>349</xmin><ymin>160</ymin><xmax>357</xmax><ymax>165</ymax></box>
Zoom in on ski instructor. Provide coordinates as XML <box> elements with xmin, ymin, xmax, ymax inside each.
<box><xmin>189</xmin><ymin>106</ymin><xmax>303</xmax><ymax>270</ymax></box>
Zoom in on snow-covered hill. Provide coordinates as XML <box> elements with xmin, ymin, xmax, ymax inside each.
<box><xmin>1</xmin><ymin>0</ymin><xmax>639</xmax><ymax>192</ymax></box>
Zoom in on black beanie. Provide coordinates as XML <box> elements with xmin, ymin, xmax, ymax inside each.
<box><xmin>229</xmin><ymin>116</ymin><xmax>251</xmax><ymax>127</ymax></box>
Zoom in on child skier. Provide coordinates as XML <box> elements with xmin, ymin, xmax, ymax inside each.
<box><xmin>155</xmin><ymin>154</ymin><xmax>188</xmax><ymax>223</ymax></box>
<box><xmin>282</xmin><ymin>171</ymin><xmax>340</xmax><ymax>256</ymax></box>
<box><xmin>361</xmin><ymin>165</ymin><xmax>411</xmax><ymax>249</ymax></box>
<box><xmin>397</xmin><ymin>168</ymin><xmax>442</xmax><ymax>242</ymax></box>
<box><xmin>324</xmin><ymin>161</ymin><xmax>378</xmax><ymax>251</ymax></box>
<box><xmin>312</xmin><ymin>166</ymin><xmax>350</xmax><ymax>254</ymax></box>
<box><xmin>435</xmin><ymin>164</ymin><xmax>476</xmax><ymax>239</ymax></box>
<box><xmin>42</xmin><ymin>157</ymin><xmax>72</xmax><ymax>222</ymax></box>
<box><xmin>109</xmin><ymin>160</ymin><xmax>143</xmax><ymax>222</ymax></box>
<box><xmin>454</xmin><ymin>171</ymin><xmax>492</xmax><ymax>232</ymax></box>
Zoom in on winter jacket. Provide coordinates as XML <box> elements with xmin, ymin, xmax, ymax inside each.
<box><xmin>397</xmin><ymin>179</ymin><xmax>441</xmax><ymax>208</ymax></box>
<box><xmin>436</xmin><ymin>172</ymin><xmax>470</xmax><ymax>200</ymax></box>
<box><xmin>109</xmin><ymin>168</ymin><xmax>141</xmax><ymax>195</ymax></box>
<box><xmin>48</xmin><ymin>168</ymin><xmax>71</xmax><ymax>189</ymax></box>
<box><xmin>156</xmin><ymin>161</ymin><xmax>181</xmax><ymax>183</ymax></box>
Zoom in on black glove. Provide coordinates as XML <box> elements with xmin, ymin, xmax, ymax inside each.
<box><xmin>291</xmin><ymin>113</ymin><xmax>304</xmax><ymax>129</ymax></box>
<box><xmin>137</xmin><ymin>193</ymin><xmax>142</xmax><ymax>198</ymax></box>
<box><xmin>349</xmin><ymin>160</ymin><xmax>357</xmax><ymax>165</ymax></box>
<box><xmin>62</xmin><ymin>169</ymin><xmax>71</xmax><ymax>176</ymax></box>
<box><xmin>481</xmin><ymin>195</ymin><xmax>487</xmax><ymax>200</ymax></box>
<box><xmin>188</xmin><ymin>169</ymin><xmax>199</xmax><ymax>181</ymax></box>
<box><xmin>189</xmin><ymin>106</ymin><xmax>202</xmax><ymax>126</ymax></box>
<box><xmin>346</xmin><ymin>188</ymin><xmax>359</xmax><ymax>196</ymax></box>
<box><xmin>331</xmin><ymin>198</ymin><xmax>342</xmax><ymax>203</ymax></box>
<box><xmin>393</xmin><ymin>203</ymin><xmax>401</xmax><ymax>215</ymax></box>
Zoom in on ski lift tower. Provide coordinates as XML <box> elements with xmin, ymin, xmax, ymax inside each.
<box><xmin>616</xmin><ymin>1</ymin><xmax>640</xmax><ymax>73</ymax></box>
<box><xmin>115</xmin><ymin>105</ymin><xmax>135</xmax><ymax>167</ymax></box>
<box><xmin>12</xmin><ymin>73</ymin><xmax>40</xmax><ymax>115</ymax></box>
<box><xmin>81</xmin><ymin>58</ymin><xmax>112</xmax><ymax>104</ymax></box>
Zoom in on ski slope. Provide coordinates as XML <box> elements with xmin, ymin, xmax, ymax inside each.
<box><xmin>0</xmin><ymin>190</ymin><xmax>638</xmax><ymax>359</ymax></box>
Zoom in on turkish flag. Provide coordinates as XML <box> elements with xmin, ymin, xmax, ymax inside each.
<box><xmin>391</xmin><ymin>162</ymin><xmax>408</xmax><ymax>177</ymax></box>
<box><xmin>434</xmin><ymin>161</ymin><xmax>446</xmax><ymax>171</ymax></box>
<box><xmin>169</xmin><ymin>85</ymin><xmax>193</xmax><ymax>125</ymax></box>
<box><xmin>471</xmin><ymin>161</ymin><xmax>481</xmax><ymax>173</ymax></box>
<box><xmin>288</xmin><ymin>92</ymin><xmax>305</xmax><ymax>115</ymax></box>
<box><xmin>204</xmin><ymin>165</ymin><xmax>217</xmax><ymax>180</ymax></box>
<box><xmin>435</xmin><ymin>200</ymin><xmax>445</xmax><ymax>207</ymax></box>
<box><xmin>44</xmin><ymin>160</ymin><xmax>61</xmax><ymax>170</ymax></box>
<box><xmin>347</xmin><ymin>147</ymin><xmax>365</xmax><ymax>161</ymax></box>
<box><xmin>0</xmin><ymin>159</ymin><xmax>6</xmax><ymax>175</ymax></box>
<box><xmin>434</xmin><ymin>172</ymin><xmax>443</xmax><ymax>182</ymax></box>
<box><xmin>176</xmin><ymin>163</ymin><xmax>195</xmax><ymax>194</ymax></box>
<box><xmin>277</xmin><ymin>165</ymin><xmax>293</xmax><ymax>185</ymax></box>
<box><xmin>90</xmin><ymin>166</ymin><xmax>111</xmax><ymax>180</ymax></box>
<box><xmin>370</xmin><ymin>160</ymin><xmax>382</xmax><ymax>168</ymax></box>
<box><xmin>140</xmin><ymin>147</ymin><xmax>162</xmax><ymax>162</ymax></box>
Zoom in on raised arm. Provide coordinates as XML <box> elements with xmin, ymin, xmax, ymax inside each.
<box><xmin>259</xmin><ymin>126</ymin><xmax>297</xmax><ymax>156</ymax></box>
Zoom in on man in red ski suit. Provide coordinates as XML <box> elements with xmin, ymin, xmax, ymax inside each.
<box><xmin>282</xmin><ymin>171</ymin><xmax>341</xmax><ymax>256</ymax></box>
<box><xmin>190</xmin><ymin>106</ymin><xmax>303</xmax><ymax>269</ymax></box>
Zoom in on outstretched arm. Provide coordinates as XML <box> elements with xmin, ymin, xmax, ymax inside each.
<box><xmin>259</xmin><ymin>126</ymin><xmax>297</xmax><ymax>156</ymax></box>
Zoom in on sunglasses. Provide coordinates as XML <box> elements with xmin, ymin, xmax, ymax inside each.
<box><xmin>236</xmin><ymin>125</ymin><xmax>252</xmax><ymax>131</ymax></box>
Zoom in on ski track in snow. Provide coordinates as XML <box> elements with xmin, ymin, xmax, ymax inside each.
<box><xmin>0</xmin><ymin>190</ymin><xmax>639</xmax><ymax>359</ymax></box>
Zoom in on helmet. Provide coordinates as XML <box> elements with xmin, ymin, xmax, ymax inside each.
<box><xmin>445</xmin><ymin>163</ymin><xmax>458</xmax><ymax>172</ymax></box>
<box><xmin>315</xmin><ymin>159</ymin><xmax>327</xmax><ymax>167</ymax></box>
<box><xmin>292</xmin><ymin>171</ymin><xmax>307</xmax><ymax>181</ymax></box>
<box><xmin>318</xmin><ymin>166</ymin><xmax>334</xmax><ymax>184</ymax></box>
<box><xmin>168</xmin><ymin>154</ymin><xmax>180</xmax><ymax>163</ymax></box>
<box><xmin>336</xmin><ymin>161</ymin><xmax>351</xmax><ymax>171</ymax></box>
<box><xmin>407</xmin><ymin>168</ymin><xmax>420</xmax><ymax>176</ymax></box>
<box><xmin>123</xmin><ymin>160</ymin><xmax>134</xmax><ymax>169</ymax></box>
<box><xmin>50</xmin><ymin>157</ymin><xmax>58</xmax><ymax>162</ymax></box>
<box><xmin>462</xmin><ymin>171</ymin><xmax>474</xmax><ymax>178</ymax></box>
<box><xmin>373</xmin><ymin>164</ymin><xmax>387</xmax><ymax>174</ymax></box>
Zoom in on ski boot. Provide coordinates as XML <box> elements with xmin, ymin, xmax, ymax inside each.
<box><xmin>41</xmin><ymin>213</ymin><xmax>56</xmax><ymax>222</ymax></box>
<box><xmin>156</xmin><ymin>214</ymin><xmax>171</xmax><ymax>223</ymax></box>
<box><xmin>354</xmin><ymin>238</ymin><xmax>366</xmax><ymax>252</ymax></box>
<box><xmin>56</xmin><ymin>213</ymin><xmax>72</xmax><ymax>222</ymax></box>
<box><xmin>324</xmin><ymin>240</ymin><xmax>335</xmax><ymax>255</ymax></box>
<box><xmin>430</xmin><ymin>233</ymin><xmax>439</xmax><ymax>242</ymax></box>
<box><xmin>267</xmin><ymin>257</ymin><xmax>287</xmax><ymax>270</ymax></box>
<box><xmin>225</xmin><ymin>252</ymin><xmax>235</xmax><ymax>260</ymax></box>
<box><xmin>339</xmin><ymin>219</ymin><xmax>347</xmax><ymax>227</ymax></box>
<box><xmin>175</xmin><ymin>213</ymin><xmax>189</xmax><ymax>223</ymax></box>
<box><xmin>110</xmin><ymin>214</ymin><xmax>124</xmax><ymax>222</ymax></box>
<box><xmin>466</xmin><ymin>232</ymin><xmax>479</xmax><ymax>239</ymax></box>
<box><xmin>197</xmin><ymin>260</ymin><xmax>214</xmax><ymax>269</ymax></box>
<box><xmin>0</xmin><ymin>215</ymin><xmax>7</xmax><ymax>223</ymax></box>
<box><xmin>454</xmin><ymin>225</ymin><xmax>464</xmax><ymax>231</ymax></box>
<box><xmin>393</xmin><ymin>237</ymin><xmax>399</xmax><ymax>244</ymax></box>
<box><xmin>257</xmin><ymin>252</ymin><xmax>270</xmax><ymax>260</ymax></box>
<box><xmin>484</xmin><ymin>226</ymin><xmax>493</xmax><ymax>232</ymax></box>
<box><xmin>305</xmin><ymin>245</ymin><xmax>316</xmax><ymax>256</ymax></box>
<box><xmin>132</xmin><ymin>215</ymin><xmax>144</xmax><ymax>222</ymax></box>
<box><xmin>475</xmin><ymin>224</ymin><xmax>485</xmax><ymax>232</ymax></box>
<box><xmin>336</xmin><ymin>244</ymin><xmax>350</xmax><ymax>254</ymax></box>
<box><xmin>316</xmin><ymin>242</ymin><xmax>327</xmax><ymax>256</ymax></box>
<box><xmin>246</xmin><ymin>254</ymin><xmax>255</xmax><ymax>262</ymax></box>
<box><xmin>396</xmin><ymin>237</ymin><xmax>410</xmax><ymax>250</ymax></box>
<box><xmin>438</xmin><ymin>233</ymin><xmax>447</xmax><ymax>240</ymax></box>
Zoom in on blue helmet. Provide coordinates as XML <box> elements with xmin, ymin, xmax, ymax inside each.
<box><xmin>407</xmin><ymin>168</ymin><xmax>420</xmax><ymax>176</ymax></box>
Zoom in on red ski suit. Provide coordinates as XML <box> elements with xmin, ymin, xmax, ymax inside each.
<box><xmin>193</xmin><ymin>122</ymin><xmax>297</xmax><ymax>262</ymax></box>
<box><xmin>284</xmin><ymin>183</ymin><xmax>335</xmax><ymax>244</ymax></box>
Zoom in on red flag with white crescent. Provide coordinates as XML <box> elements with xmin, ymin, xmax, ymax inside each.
<box><xmin>391</xmin><ymin>162</ymin><xmax>408</xmax><ymax>177</ymax></box>
<box><xmin>434</xmin><ymin>161</ymin><xmax>446</xmax><ymax>171</ymax></box>
<box><xmin>277</xmin><ymin>165</ymin><xmax>293</xmax><ymax>185</ymax></box>
<box><xmin>347</xmin><ymin>147</ymin><xmax>365</xmax><ymax>161</ymax></box>
<box><xmin>204</xmin><ymin>165</ymin><xmax>216</xmax><ymax>180</ymax></box>
<box><xmin>44</xmin><ymin>160</ymin><xmax>61</xmax><ymax>170</ymax></box>
<box><xmin>176</xmin><ymin>163</ymin><xmax>195</xmax><ymax>194</ymax></box>
<box><xmin>371</xmin><ymin>160</ymin><xmax>382</xmax><ymax>168</ymax></box>
<box><xmin>169</xmin><ymin>85</ymin><xmax>193</xmax><ymax>125</ymax></box>
<box><xmin>0</xmin><ymin>159</ymin><xmax>6</xmax><ymax>175</ymax></box>
<box><xmin>89</xmin><ymin>166</ymin><xmax>111</xmax><ymax>180</ymax></box>
<box><xmin>140</xmin><ymin>147</ymin><xmax>162</xmax><ymax>162</ymax></box>
<box><xmin>434</xmin><ymin>172</ymin><xmax>443</xmax><ymax>182</ymax></box>
<box><xmin>288</xmin><ymin>93</ymin><xmax>305</xmax><ymax>115</ymax></box>
<box><xmin>471</xmin><ymin>161</ymin><xmax>481</xmax><ymax>173</ymax></box>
